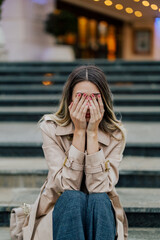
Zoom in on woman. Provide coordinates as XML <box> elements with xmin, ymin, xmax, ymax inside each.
<box><xmin>23</xmin><ymin>65</ymin><xmax>128</xmax><ymax>240</ymax></box>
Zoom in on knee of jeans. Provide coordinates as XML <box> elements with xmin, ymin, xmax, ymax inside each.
<box><xmin>61</xmin><ymin>189</ymin><xmax>86</xmax><ymax>203</ymax></box>
<box><xmin>88</xmin><ymin>192</ymin><xmax>111</xmax><ymax>206</ymax></box>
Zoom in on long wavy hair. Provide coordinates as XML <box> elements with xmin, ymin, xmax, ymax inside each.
<box><xmin>38</xmin><ymin>65</ymin><xmax>127</xmax><ymax>143</ymax></box>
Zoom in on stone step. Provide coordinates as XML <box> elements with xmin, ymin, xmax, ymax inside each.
<box><xmin>1</xmin><ymin>142</ymin><xmax>159</xmax><ymax>156</ymax></box>
<box><xmin>0</xmin><ymin>75</ymin><xmax>160</xmax><ymax>84</ymax></box>
<box><xmin>1</xmin><ymin>227</ymin><xmax>160</xmax><ymax>240</ymax></box>
<box><xmin>0</xmin><ymin>84</ymin><xmax>159</xmax><ymax>95</ymax></box>
<box><xmin>0</xmin><ymin>121</ymin><xmax>159</xmax><ymax>157</ymax></box>
<box><xmin>1</xmin><ymin>65</ymin><xmax>160</xmax><ymax>74</ymax></box>
<box><xmin>0</xmin><ymin>60</ymin><xmax>160</xmax><ymax>66</ymax></box>
<box><xmin>0</xmin><ymin>94</ymin><xmax>160</xmax><ymax>107</ymax></box>
<box><xmin>0</xmin><ymin>106</ymin><xmax>160</xmax><ymax>122</ymax></box>
<box><xmin>0</xmin><ymin>187</ymin><xmax>160</xmax><ymax>227</ymax></box>
<box><xmin>0</xmin><ymin>157</ymin><xmax>160</xmax><ymax>188</ymax></box>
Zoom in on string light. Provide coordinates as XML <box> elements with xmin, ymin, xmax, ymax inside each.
<box><xmin>125</xmin><ymin>7</ymin><xmax>134</xmax><ymax>14</ymax></box>
<box><xmin>134</xmin><ymin>11</ymin><xmax>143</xmax><ymax>17</ymax></box>
<box><xmin>115</xmin><ymin>4</ymin><xmax>123</xmax><ymax>10</ymax></box>
<box><xmin>93</xmin><ymin>0</ymin><xmax>143</xmax><ymax>17</ymax></box>
<box><xmin>151</xmin><ymin>4</ymin><xmax>158</xmax><ymax>10</ymax></box>
<box><xmin>142</xmin><ymin>1</ymin><xmax>150</xmax><ymax>7</ymax></box>
<box><xmin>104</xmin><ymin>0</ymin><xmax>113</xmax><ymax>6</ymax></box>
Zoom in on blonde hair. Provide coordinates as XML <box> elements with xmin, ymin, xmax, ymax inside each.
<box><xmin>38</xmin><ymin>65</ymin><xmax>127</xmax><ymax>144</ymax></box>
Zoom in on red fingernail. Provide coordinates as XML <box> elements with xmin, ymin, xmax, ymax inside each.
<box><xmin>78</xmin><ymin>93</ymin><xmax>81</xmax><ymax>97</ymax></box>
<box><xmin>92</xmin><ymin>94</ymin><xmax>95</xmax><ymax>97</ymax></box>
<box><xmin>83</xmin><ymin>93</ymin><xmax>86</xmax><ymax>97</ymax></box>
<box><xmin>98</xmin><ymin>94</ymin><xmax>101</xmax><ymax>98</ymax></box>
<box><xmin>89</xmin><ymin>97</ymin><xmax>91</xmax><ymax>100</ymax></box>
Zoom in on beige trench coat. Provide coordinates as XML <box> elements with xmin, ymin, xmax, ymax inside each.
<box><xmin>22</xmin><ymin>114</ymin><xmax>128</xmax><ymax>240</ymax></box>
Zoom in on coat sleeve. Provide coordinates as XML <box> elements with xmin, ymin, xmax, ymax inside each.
<box><xmin>84</xmin><ymin>131</ymin><xmax>126</xmax><ymax>194</ymax></box>
<box><xmin>36</xmin><ymin>120</ymin><xmax>85</xmax><ymax>218</ymax></box>
<box><xmin>40</xmin><ymin>120</ymin><xmax>85</xmax><ymax>192</ymax></box>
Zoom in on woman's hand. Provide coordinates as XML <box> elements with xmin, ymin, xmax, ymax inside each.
<box><xmin>68</xmin><ymin>93</ymin><xmax>89</xmax><ymax>132</ymax></box>
<box><xmin>87</xmin><ymin>93</ymin><xmax>105</xmax><ymax>133</ymax></box>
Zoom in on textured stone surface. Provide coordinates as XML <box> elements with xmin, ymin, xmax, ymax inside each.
<box><xmin>0</xmin><ymin>156</ymin><xmax>160</xmax><ymax>172</ymax></box>
<box><xmin>0</xmin><ymin>187</ymin><xmax>160</xmax><ymax>210</ymax></box>
<box><xmin>0</xmin><ymin>121</ymin><xmax>160</xmax><ymax>143</ymax></box>
<box><xmin>1</xmin><ymin>227</ymin><xmax>160</xmax><ymax>240</ymax></box>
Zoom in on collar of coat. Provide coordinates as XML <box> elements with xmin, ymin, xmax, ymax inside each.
<box><xmin>44</xmin><ymin>114</ymin><xmax>113</xmax><ymax>146</ymax></box>
<box><xmin>55</xmin><ymin>119</ymin><xmax>110</xmax><ymax>147</ymax></box>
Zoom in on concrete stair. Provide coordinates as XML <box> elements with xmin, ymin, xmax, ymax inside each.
<box><xmin>1</xmin><ymin>106</ymin><xmax>160</xmax><ymax>122</ymax></box>
<box><xmin>0</xmin><ymin>187</ymin><xmax>160</xmax><ymax>228</ymax></box>
<box><xmin>0</xmin><ymin>60</ymin><xmax>160</xmax><ymax>238</ymax></box>
<box><xmin>0</xmin><ymin>157</ymin><xmax>160</xmax><ymax>188</ymax></box>
<box><xmin>1</xmin><ymin>227</ymin><xmax>160</xmax><ymax>240</ymax></box>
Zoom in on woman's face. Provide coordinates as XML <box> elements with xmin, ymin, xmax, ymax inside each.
<box><xmin>72</xmin><ymin>81</ymin><xmax>100</xmax><ymax>122</ymax></box>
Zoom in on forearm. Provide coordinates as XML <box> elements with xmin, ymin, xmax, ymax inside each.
<box><xmin>87</xmin><ymin>131</ymin><xmax>99</xmax><ymax>155</ymax></box>
<box><xmin>72</xmin><ymin>129</ymin><xmax>86</xmax><ymax>153</ymax></box>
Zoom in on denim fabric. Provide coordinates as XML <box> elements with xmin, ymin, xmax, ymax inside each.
<box><xmin>52</xmin><ymin>190</ymin><xmax>116</xmax><ymax>240</ymax></box>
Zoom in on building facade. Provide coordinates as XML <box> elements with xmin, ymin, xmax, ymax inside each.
<box><xmin>1</xmin><ymin>0</ymin><xmax>160</xmax><ymax>61</ymax></box>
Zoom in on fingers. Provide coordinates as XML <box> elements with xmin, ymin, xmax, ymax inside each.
<box><xmin>70</xmin><ymin>93</ymin><xmax>84</xmax><ymax>114</ymax></box>
<box><xmin>77</xmin><ymin>98</ymin><xmax>89</xmax><ymax>119</ymax></box>
<box><xmin>75</xmin><ymin>93</ymin><xmax>87</xmax><ymax>113</ymax></box>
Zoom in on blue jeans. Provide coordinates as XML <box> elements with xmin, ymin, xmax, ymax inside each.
<box><xmin>52</xmin><ymin>190</ymin><xmax>116</xmax><ymax>240</ymax></box>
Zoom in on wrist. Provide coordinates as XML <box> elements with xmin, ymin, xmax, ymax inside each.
<box><xmin>74</xmin><ymin>129</ymin><xmax>86</xmax><ymax>136</ymax></box>
<box><xmin>87</xmin><ymin>130</ymin><xmax>98</xmax><ymax>137</ymax></box>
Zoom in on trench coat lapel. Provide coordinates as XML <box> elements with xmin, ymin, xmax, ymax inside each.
<box><xmin>55</xmin><ymin>121</ymin><xmax>110</xmax><ymax>146</ymax></box>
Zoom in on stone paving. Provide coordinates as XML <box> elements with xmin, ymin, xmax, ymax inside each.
<box><xmin>1</xmin><ymin>227</ymin><xmax>160</xmax><ymax>240</ymax></box>
<box><xmin>0</xmin><ymin>121</ymin><xmax>160</xmax><ymax>144</ymax></box>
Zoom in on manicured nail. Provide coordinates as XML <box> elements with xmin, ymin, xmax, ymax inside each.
<box><xmin>83</xmin><ymin>93</ymin><xmax>86</xmax><ymax>97</ymax></box>
<box><xmin>89</xmin><ymin>97</ymin><xmax>92</xmax><ymax>100</ymax></box>
<box><xmin>98</xmin><ymin>94</ymin><xmax>101</xmax><ymax>98</ymax></box>
<box><xmin>92</xmin><ymin>94</ymin><xmax>95</xmax><ymax>97</ymax></box>
<box><xmin>78</xmin><ymin>93</ymin><xmax>81</xmax><ymax>97</ymax></box>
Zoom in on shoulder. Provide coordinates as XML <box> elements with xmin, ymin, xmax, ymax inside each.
<box><xmin>38</xmin><ymin>114</ymin><xmax>57</xmax><ymax>138</ymax></box>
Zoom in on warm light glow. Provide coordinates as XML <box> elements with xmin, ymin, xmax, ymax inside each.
<box><xmin>142</xmin><ymin>1</ymin><xmax>150</xmax><ymax>7</ymax></box>
<box><xmin>104</xmin><ymin>0</ymin><xmax>113</xmax><ymax>6</ymax></box>
<box><xmin>134</xmin><ymin>11</ymin><xmax>142</xmax><ymax>17</ymax></box>
<box><xmin>115</xmin><ymin>4</ymin><xmax>123</xmax><ymax>10</ymax></box>
<box><xmin>125</xmin><ymin>7</ymin><xmax>133</xmax><ymax>14</ymax></box>
<box><xmin>42</xmin><ymin>81</ymin><xmax>53</xmax><ymax>86</ymax></box>
<box><xmin>151</xmin><ymin>4</ymin><xmax>158</xmax><ymax>10</ymax></box>
<box><xmin>93</xmin><ymin>0</ymin><xmax>100</xmax><ymax>1</ymax></box>
<box><xmin>133</xmin><ymin>0</ymin><xmax>140</xmax><ymax>2</ymax></box>
<box><xmin>44</xmin><ymin>73</ymin><xmax>54</xmax><ymax>77</ymax></box>
<box><xmin>159</xmin><ymin>8</ymin><xmax>160</xmax><ymax>12</ymax></box>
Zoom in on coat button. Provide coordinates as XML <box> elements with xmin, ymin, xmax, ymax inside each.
<box><xmin>105</xmin><ymin>160</ymin><xmax>110</xmax><ymax>171</ymax></box>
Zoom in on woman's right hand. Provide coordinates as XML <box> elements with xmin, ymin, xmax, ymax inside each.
<box><xmin>68</xmin><ymin>93</ymin><xmax>89</xmax><ymax>132</ymax></box>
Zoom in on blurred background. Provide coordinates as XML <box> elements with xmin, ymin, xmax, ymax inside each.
<box><xmin>0</xmin><ymin>0</ymin><xmax>160</xmax><ymax>239</ymax></box>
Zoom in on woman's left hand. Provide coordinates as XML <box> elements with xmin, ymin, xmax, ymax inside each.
<box><xmin>87</xmin><ymin>93</ymin><xmax>105</xmax><ymax>133</ymax></box>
